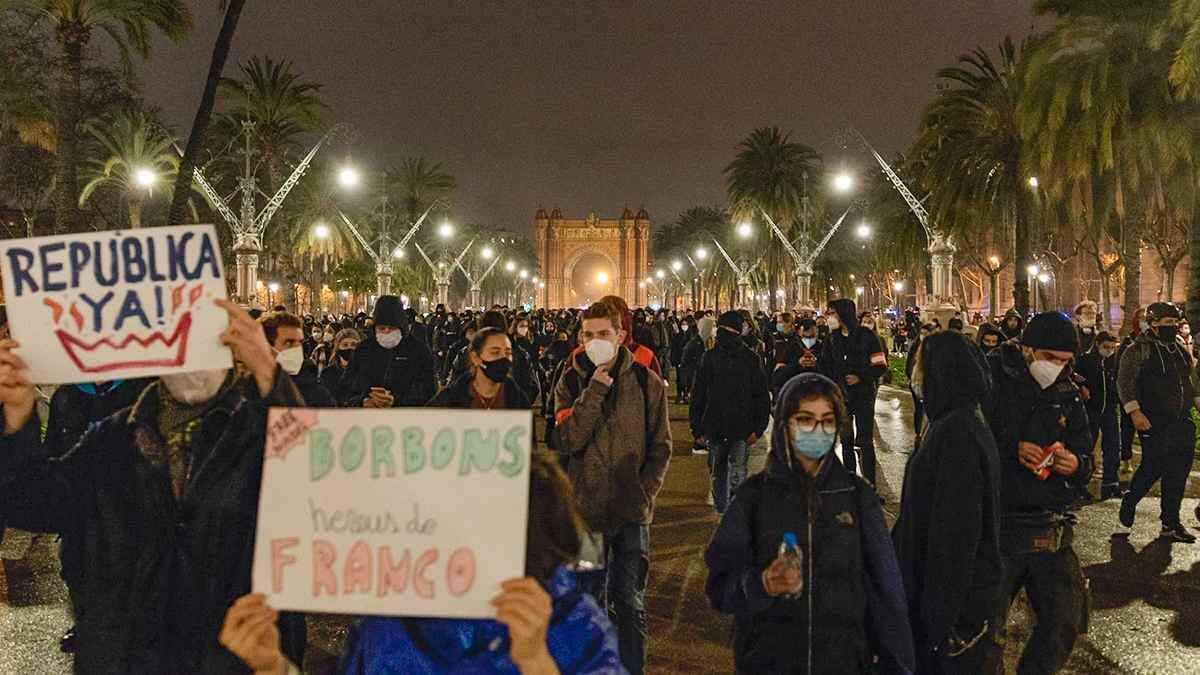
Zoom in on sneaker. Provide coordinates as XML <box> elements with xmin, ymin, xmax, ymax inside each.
<box><xmin>1119</xmin><ymin>495</ymin><xmax>1136</xmax><ymax>528</ymax></box>
<box><xmin>1161</xmin><ymin>523</ymin><xmax>1197</xmax><ymax>543</ymax></box>
<box><xmin>692</xmin><ymin>445</ymin><xmax>709</xmax><ymax>456</ymax></box>
<box><xmin>60</xmin><ymin>628</ymin><xmax>76</xmax><ymax>654</ymax></box>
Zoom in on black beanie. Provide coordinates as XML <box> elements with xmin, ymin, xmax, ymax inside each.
<box><xmin>372</xmin><ymin>295</ymin><xmax>407</xmax><ymax>328</ymax></box>
<box><xmin>717</xmin><ymin>310</ymin><xmax>744</xmax><ymax>332</ymax></box>
<box><xmin>1022</xmin><ymin>311</ymin><xmax>1079</xmax><ymax>355</ymax></box>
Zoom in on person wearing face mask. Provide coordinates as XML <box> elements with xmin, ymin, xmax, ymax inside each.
<box><xmin>980</xmin><ymin>311</ymin><xmax>1091</xmax><ymax>674</ymax></box>
<box><xmin>1116</xmin><ymin>302</ymin><xmax>1198</xmax><ymax>542</ymax></box>
<box><xmin>428</xmin><ymin>327</ymin><xmax>532</xmax><ymax>410</ymax></box>
<box><xmin>1073</xmin><ymin>300</ymin><xmax>1099</xmax><ymax>354</ymax></box>
<box><xmin>999</xmin><ymin>309</ymin><xmax>1025</xmax><ymax>341</ymax></box>
<box><xmin>341</xmin><ymin>295</ymin><xmax>437</xmax><ymax>409</ymax></box>
<box><xmin>771</xmin><ymin>318</ymin><xmax>823</xmax><ymax>399</ymax></box>
<box><xmin>771</xmin><ymin>311</ymin><xmax>802</xmax><ymax>372</ymax></box>
<box><xmin>894</xmin><ymin>331</ymin><xmax>1002</xmax><ymax>673</ymax></box>
<box><xmin>704</xmin><ymin>373</ymin><xmax>914</xmax><ymax>675</ymax></box>
<box><xmin>303</xmin><ymin>317</ymin><xmax>322</xmax><ymax>359</ymax></box>
<box><xmin>552</xmin><ymin>300</ymin><xmax>672</xmax><ymax>675</ymax></box>
<box><xmin>680</xmin><ymin>313</ymin><xmax>710</xmax><ymax>412</ymax></box>
<box><xmin>309</xmin><ymin>323</ymin><xmax>338</xmax><ymax>374</ymax></box>
<box><xmin>1077</xmin><ymin>331</ymin><xmax>1123</xmax><ymax>500</ymax></box>
<box><xmin>0</xmin><ymin>300</ymin><xmax>309</xmax><ymax>672</ymax></box>
<box><xmin>976</xmin><ymin>323</ymin><xmax>1004</xmax><ymax>356</ymax></box>
<box><xmin>906</xmin><ymin>324</ymin><xmax>935</xmax><ymax>445</ymax></box>
<box><xmin>1180</xmin><ymin>320</ymin><xmax>1194</xmax><ymax>355</ymax></box>
<box><xmin>669</xmin><ymin>317</ymin><xmax>696</xmax><ymax>403</ymax></box>
<box><xmin>817</xmin><ymin>298</ymin><xmax>888</xmax><ymax>485</ymax></box>
<box><xmin>260</xmin><ymin>311</ymin><xmax>335</xmax><ymax>407</ymax></box>
<box><xmin>320</xmin><ymin>328</ymin><xmax>361</xmax><ymax>402</ymax></box>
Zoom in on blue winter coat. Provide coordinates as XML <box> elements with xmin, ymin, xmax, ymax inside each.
<box><xmin>339</xmin><ymin>566</ymin><xmax>625</xmax><ymax>674</ymax></box>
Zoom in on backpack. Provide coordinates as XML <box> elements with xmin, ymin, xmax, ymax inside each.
<box><xmin>549</xmin><ymin>361</ymin><xmax>652</xmax><ymax>456</ymax></box>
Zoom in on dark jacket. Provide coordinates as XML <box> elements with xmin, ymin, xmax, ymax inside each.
<box><xmin>772</xmin><ymin>336</ymin><xmax>824</xmax><ymax>396</ymax></box>
<box><xmin>690</xmin><ymin>330</ymin><xmax>770</xmax><ymax>442</ymax></box>
<box><xmin>680</xmin><ymin>334</ymin><xmax>706</xmax><ymax>371</ymax></box>
<box><xmin>976</xmin><ymin>323</ymin><xmax>1005</xmax><ymax>357</ymax></box>
<box><xmin>291</xmin><ymin>368</ymin><xmax>336</xmax><ymax>408</ymax></box>
<box><xmin>981</xmin><ymin>341</ymin><xmax>1093</xmax><ymax>514</ymax></box>
<box><xmin>320</xmin><ymin>359</ymin><xmax>352</xmax><ymax>401</ymax></box>
<box><xmin>704</xmin><ymin>376</ymin><xmax>914</xmax><ymax>675</ymax></box>
<box><xmin>44</xmin><ymin>379</ymin><xmax>153</xmax><ymax>458</ymax></box>
<box><xmin>0</xmin><ymin>371</ymin><xmax>306</xmax><ymax>673</ymax></box>
<box><xmin>892</xmin><ymin>332</ymin><xmax>1002</xmax><ymax>661</ymax></box>
<box><xmin>999</xmin><ymin>310</ymin><xmax>1025</xmax><ymax>341</ymax></box>
<box><xmin>340</xmin><ymin>333</ymin><xmax>438</xmax><ymax>408</ymax></box>
<box><xmin>670</xmin><ymin>327</ymin><xmax>694</xmax><ymax>367</ymax></box>
<box><xmin>427</xmin><ymin>371</ymin><xmax>532</xmax><ymax>409</ymax></box>
<box><xmin>818</xmin><ymin>300</ymin><xmax>887</xmax><ymax>399</ymax></box>
<box><xmin>1117</xmin><ymin>332</ymin><xmax>1196</xmax><ymax>421</ymax></box>
<box><xmin>1076</xmin><ymin>346</ymin><xmax>1119</xmax><ymax>420</ymax></box>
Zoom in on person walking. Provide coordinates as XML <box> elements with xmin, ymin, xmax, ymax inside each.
<box><xmin>428</xmin><ymin>327</ymin><xmax>532</xmax><ymax>409</ymax></box>
<box><xmin>260</xmin><ymin>311</ymin><xmax>336</xmax><ymax>407</ymax></box>
<box><xmin>340</xmin><ymin>295</ymin><xmax>438</xmax><ymax>409</ymax></box>
<box><xmin>818</xmin><ymin>298</ymin><xmax>887</xmax><ymax>484</ymax></box>
<box><xmin>319</xmin><ymin>328</ymin><xmax>361</xmax><ymax>402</ymax></box>
<box><xmin>1117</xmin><ymin>302</ymin><xmax>1197</xmax><ymax>542</ymax></box>
<box><xmin>689</xmin><ymin>311</ymin><xmax>770</xmax><ymax>515</ymax></box>
<box><xmin>893</xmin><ymin>331</ymin><xmax>1002</xmax><ymax>673</ymax></box>
<box><xmin>1077</xmin><ymin>331</ymin><xmax>1123</xmax><ymax>500</ymax></box>
<box><xmin>552</xmin><ymin>300</ymin><xmax>672</xmax><ymax>675</ymax></box>
<box><xmin>704</xmin><ymin>373</ymin><xmax>914</xmax><ymax>674</ymax></box>
<box><xmin>980</xmin><ymin>311</ymin><xmax>1092</xmax><ymax>674</ymax></box>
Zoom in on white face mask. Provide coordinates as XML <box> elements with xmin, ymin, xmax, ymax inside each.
<box><xmin>276</xmin><ymin>346</ymin><xmax>304</xmax><ymax>375</ymax></box>
<box><xmin>161</xmin><ymin>368</ymin><xmax>228</xmax><ymax>405</ymax></box>
<box><xmin>377</xmin><ymin>330</ymin><xmax>403</xmax><ymax>349</ymax></box>
<box><xmin>1099</xmin><ymin>347</ymin><xmax>1116</xmax><ymax>359</ymax></box>
<box><xmin>802</xmin><ymin>337</ymin><xmax>817</xmax><ymax>349</ymax></box>
<box><xmin>585</xmin><ymin>337</ymin><xmax>617</xmax><ymax>366</ymax></box>
<box><xmin>1029</xmin><ymin>359</ymin><xmax>1065</xmax><ymax>389</ymax></box>
<box><xmin>826</xmin><ymin>315</ymin><xmax>840</xmax><ymax>331</ymax></box>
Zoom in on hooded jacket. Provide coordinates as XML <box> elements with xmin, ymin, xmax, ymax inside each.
<box><xmin>1117</xmin><ymin>330</ymin><xmax>1196</xmax><ymax>421</ymax></box>
<box><xmin>690</xmin><ymin>329</ymin><xmax>771</xmax><ymax>442</ymax></box>
<box><xmin>981</xmin><ymin>341</ymin><xmax>1093</xmax><ymax>514</ymax></box>
<box><xmin>552</xmin><ymin>346</ymin><xmax>672</xmax><ymax>533</ymax></box>
<box><xmin>817</xmin><ymin>299</ymin><xmax>887</xmax><ymax>398</ymax></box>
<box><xmin>340</xmin><ymin>331</ymin><xmax>438</xmax><ymax>408</ymax></box>
<box><xmin>999</xmin><ymin>310</ymin><xmax>1025</xmax><ymax>340</ymax></box>
<box><xmin>426</xmin><ymin>370</ymin><xmax>532</xmax><ymax>409</ymax></box>
<box><xmin>704</xmin><ymin>375</ymin><xmax>914</xmax><ymax>675</ymax></box>
<box><xmin>976</xmin><ymin>323</ymin><xmax>1005</xmax><ymax>356</ymax></box>
<box><xmin>892</xmin><ymin>332</ymin><xmax>1002</xmax><ymax>661</ymax></box>
<box><xmin>338</xmin><ymin>566</ymin><xmax>621</xmax><ymax>673</ymax></box>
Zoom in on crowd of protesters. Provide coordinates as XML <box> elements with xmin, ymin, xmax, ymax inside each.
<box><xmin>0</xmin><ymin>288</ymin><xmax>1197</xmax><ymax>674</ymax></box>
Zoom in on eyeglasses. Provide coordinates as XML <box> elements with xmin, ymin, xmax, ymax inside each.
<box><xmin>791</xmin><ymin>416</ymin><xmax>838</xmax><ymax>434</ymax></box>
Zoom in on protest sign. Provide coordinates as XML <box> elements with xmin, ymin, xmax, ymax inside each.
<box><xmin>252</xmin><ymin>407</ymin><xmax>532</xmax><ymax>618</ymax></box>
<box><xmin>0</xmin><ymin>225</ymin><xmax>232</xmax><ymax>384</ymax></box>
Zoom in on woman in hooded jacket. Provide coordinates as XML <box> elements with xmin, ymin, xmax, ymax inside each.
<box><xmin>892</xmin><ymin>331</ymin><xmax>1002</xmax><ymax>673</ymax></box>
<box><xmin>704</xmin><ymin>373</ymin><xmax>914</xmax><ymax>674</ymax></box>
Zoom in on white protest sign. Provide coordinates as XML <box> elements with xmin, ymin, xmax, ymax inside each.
<box><xmin>0</xmin><ymin>225</ymin><xmax>232</xmax><ymax>384</ymax></box>
<box><xmin>252</xmin><ymin>407</ymin><xmax>531</xmax><ymax>618</ymax></box>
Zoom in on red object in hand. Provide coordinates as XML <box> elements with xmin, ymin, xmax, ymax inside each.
<box><xmin>1034</xmin><ymin>445</ymin><xmax>1058</xmax><ymax>480</ymax></box>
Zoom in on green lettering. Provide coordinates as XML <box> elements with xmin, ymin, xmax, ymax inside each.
<box><xmin>310</xmin><ymin>429</ymin><xmax>334</xmax><ymax>481</ymax></box>
<box><xmin>498</xmin><ymin>426</ymin><xmax>528</xmax><ymax>477</ymax></box>
<box><xmin>459</xmin><ymin>428</ymin><xmax>499</xmax><ymax>476</ymax></box>
<box><xmin>371</xmin><ymin>426</ymin><xmax>396</xmax><ymax>478</ymax></box>
<box><xmin>430</xmin><ymin>428</ymin><xmax>456</xmax><ymax>470</ymax></box>
<box><xmin>403</xmin><ymin>426</ymin><xmax>426</xmax><ymax>473</ymax></box>
<box><xmin>340</xmin><ymin>426</ymin><xmax>366</xmax><ymax>473</ymax></box>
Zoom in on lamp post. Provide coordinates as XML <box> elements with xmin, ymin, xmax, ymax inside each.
<box><xmin>1027</xmin><ymin>264</ymin><xmax>1040</xmax><ymax>313</ymax></box>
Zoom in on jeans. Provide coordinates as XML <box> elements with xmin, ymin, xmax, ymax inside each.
<box><xmin>840</xmin><ymin>390</ymin><xmax>878</xmax><ymax>484</ymax></box>
<box><xmin>1093</xmin><ymin>407</ymin><xmax>1121</xmax><ymax>488</ymax></box>
<box><xmin>1128</xmin><ymin>415</ymin><xmax>1195</xmax><ymax>526</ymax></box>
<box><xmin>708</xmin><ymin>439</ymin><xmax>749</xmax><ymax>514</ymax></box>
<box><xmin>578</xmin><ymin>523</ymin><xmax>649</xmax><ymax>675</ymax></box>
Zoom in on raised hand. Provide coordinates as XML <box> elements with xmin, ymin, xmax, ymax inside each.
<box><xmin>216</xmin><ymin>299</ymin><xmax>276</xmax><ymax>396</ymax></box>
<box><xmin>0</xmin><ymin>340</ymin><xmax>35</xmax><ymax>435</ymax></box>
<box><xmin>218</xmin><ymin>594</ymin><xmax>284</xmax><ymax>674</ymax></box>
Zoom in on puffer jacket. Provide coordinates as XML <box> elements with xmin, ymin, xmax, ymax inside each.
<box><xmin>338</xmin><ymin>566</ymin><xmax>623</xmax><ymax>673</ymax></box>
<box><xmin>553</xmin><ymin>347</ymin><xmax>672</xmax><ymax>533</ymax></box>
<box><xmin>704</xmin><ymin>376</ymin><xmax>915</xmax><ymax>675</ymax></box>
<box><xmin>0</xmin><ymin>370</ymin><xmax>307</xmax><ymax>673</ymax></box>
<box><xmin>690</xmin><ymin>330</ymin><xmax>770</xmax><ymax>442</ymax></box>
<box><xmin>340</xmin><ymin>333</ymin><xmax>438</xmax><ymax>408</ymax></box>
<box><xmin>1117</xmin><ymin>331</ymin><xmax>1196</xmax><ymax>421</ymax></box>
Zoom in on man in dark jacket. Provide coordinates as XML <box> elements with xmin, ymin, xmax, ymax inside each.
<box><xmin>341</xmin><ymin>295</ymin><xmax>438</xmax><ymax>408</ymax></box>
<box><xmin>999</xmin><ymin>309</ymin><xmax>1025</xmax><ymax>341</ymax></box>
<box><xmin>977</xmin><ymin>323</ymin><xmax>1005</xmax><ymax>356</ymax></box>
<box><xmin>771</xmin><ymin>317</ymin><xmax>822</xmax><ymax>396</ymax></box>
<box><xmin>1117</xmin><ymin>302</ymin><xmax>1197</xmax><ymax>541</ymax></box>
<box><xmin>818</xmin><ymin>298</ymin><xmax>887</xmax><ymax>484</ymax></box>
<box><xmin>0</xmin><ymin>300</ymin><xmax>306</xmax><ymax>673</ymax></box>
<box><xmin>44</xmin><ymin>377</ymin><xmax>153</xmax><ymax>653</ymax></box>
<box><xmin>1077</xmin><ymin>331</ymin><xmax>1122</xmax><ymax>500</ymax></box>
<box><xmin>894</xmin><ymin>331</ymin><xmax>1002</xmax><ymax>673</ymax></box>
<box><xmin>980</xmin><ymin>311</ymin><xmax>1092</xmax><ymax>674</ymax></box>
<box><xmin>690</xmin><ymin>311</ymin><xmax>770</xmax><ymax>514</ymax></box>
<box><xmin>260</xmin><ymin>310</ymin><xmax>336</xmax><ymax>407</ymax></box>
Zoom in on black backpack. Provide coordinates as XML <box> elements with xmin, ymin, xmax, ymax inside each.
<box><xmin>548</xmin><ymin>362</ymin><xmax>652</xmax><ymax>455</ymax></box>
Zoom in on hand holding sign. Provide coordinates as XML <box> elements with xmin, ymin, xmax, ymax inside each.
<box><xmin>218</xmin><ymin>594</ymin><xmax>284</xmax><ymax>674</ymax></box>
<box><xmin>0</xmin><ymin>340</ymin><xmax>35</xmax><ymax>435</ymax></box>
<box><xmin>217</xmin><ymin>298</ymin><xmax>277</xmax><ymax>396</ymax></box>
<box><xmin>493</xmin><ymin>578</ymin><xmax>554</xmax><ymax>670</ymax></box>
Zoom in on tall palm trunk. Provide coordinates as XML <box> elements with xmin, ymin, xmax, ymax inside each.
<box><xmin>1011</xmin><ymin>175</ymin><xmax>1031</xmax><ymax>317</ymax></box>
<box><xmin>54</xmin><ymin>23</ymin><xmax>87</xmax><ymax>233</ymax></box>
<box><xmin>1190</xmin><ymin>197</ymin><xmax>1200</xmax><ymax>324</ymax></box>
<box><xmin>1120</xmin><ymin>223</ymin><xmax>1142</xmax><ymax>336</ymax></box>
<box><xmin>170</xmin><ymin>0</ymin><xmax>246</xmax><ymax>225</ymax></box>
<box><xmin>128</xmin><ymin>194</ymin><xmax>144</xmax><ymax>228</ymax></box>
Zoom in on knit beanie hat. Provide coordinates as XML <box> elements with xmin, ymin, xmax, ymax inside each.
<box><xmin>372</xmin><ymin>295</ymin><xmax>407</xmax><ymax>328</ymax></box>
<box><xmin>717</xmin><ymin>310</ymin><xmax>744</xmax><ymax>332</ymax></box>
<box><xmin>1021</xmin><ymin>311</ymin><xmax>1079</xmax><ymax>355</ymax></box>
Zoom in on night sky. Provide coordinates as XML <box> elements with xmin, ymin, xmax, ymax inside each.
<box><xmin>138</xmin><ymin>1</ymin><xmax>1042</xmax><ymax>235</ymax></box>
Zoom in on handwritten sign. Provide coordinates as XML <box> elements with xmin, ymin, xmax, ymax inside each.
<box><xmin>0</xmin><ymin>225</ymin><xmax>232</xmax><ymax>384</ymax></box>
<box><xmin>252</xmin><ymin>407</ymin><xmax>532</xmax><ymax>618</ymax></box>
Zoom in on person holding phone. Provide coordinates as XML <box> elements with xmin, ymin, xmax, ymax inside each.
<box><xmin>340</xmin><ymin>295</ymin><xmax>437</xmax><ymax>409</ymax></box>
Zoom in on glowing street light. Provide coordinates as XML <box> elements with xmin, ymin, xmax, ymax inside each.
<box><xmin>638</xmin><ymin>281</ymin><xmax>646</xmax><ymax>289</ymax></box>
<box><xmin>736</xmin><ymin>221</ymin><xmax>753</xmax><ymax>238</ymax></box>
<box><xmin>313</xmin><ymin>223</ymin><xmax>330</xmax><ymax>239</ymax></box>
<box><xmin>855</xmin><ymin>286</ymin><xmax>864</xmax><ymax>296</ymax></box>
<box><xmin>833</xmin><ymin>172</ymin><xmax>854</xmax><ymax>193</ymax></box>
<box><xmin>532</xmin><ymin>276</ymin><xmax>539</xmax><ymax>283</ymax></box>
<box><xmin>893</xmin><ymin>280</ymin><xmax>905</xmax><ymax>292</ymax></box>
<box><xmin>337</xmin><ymin>165</ymin><xmax>361</xmax><ymax>189</ymax></box>
<box><xmin>988</xmin><ymin>255</ymin><xmax>1001</xmax><ymax>268</ymax></box>
<box><xmin>1027</xmin><ymin>264</ymin><xmax>1040</xmax><ymax>276</ymax></box>
<box><xmin>655</xmin><ymin>269</ymin><xmax>665</xmax><ymax>279</ymax></box>
<box><xmin>132</xmin><ymin>166</ymin><xmax>157</xmax><ymax>189</ymax></box>
<box><xmin>437</xmin><ymin>221</ymin><xmax>455</xmax><ymax>239</ymax></box>
<box><xmin>537</xmin><ymin>282</ymin><xmax>545</xmax><ymax>289</ymax></box>
<box><xmin>481</xmin><ymin>246</ymin><xmax>494</xmax><ymax>259</ymax></box>
<box><xmin>519</xmin><ymin>269</ymin><xmax>528</xmax><ymax>279</ymax></box>
<box><xmin>855</xmin><ymin>223</ymin><xmax>872</xmax><ymax>239</ymax></box>
<box><xmin>505</xmin><ymin>260</ymin><xmax>516</xmax><ymax>272</ymax></box>
<box><xmin>695</xmin><ymin>246</ymin><xmax>708</xmax><ymax>260</ymax></box>
<box><xmin>392</xmin><ymin>247</ymin><xmax>405</xmax><ymax>259</ymax></box>
<box><xmin>671</xmin><ymin>260</ymin><xmax>682</xmax><ymax>271</ymax></box>
<box><xmin>267</xmin><ymin>282</ymin><xmax>280</xmax><ymax>293</ymax></box>
<box><xmin>1037</xmin><ymin>273</ymin><xmax>1050</xmax><ymax>284</ymax></box>
<box><xmin>596</xmin><ymin>271</ymin><xmax>609</xmax><ymax>284</ymax></box>
<box><xmin>340</xmin><ymin>290</ymin><xmax>349</xmax><ymax>298</ymax></box>
<box><xmin>1028</xmin><ymin>176</ymin><xmax>1039</xmax><ymax>189</ymax></box>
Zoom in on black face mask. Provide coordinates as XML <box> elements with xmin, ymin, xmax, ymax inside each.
<box><xmin>981</xmin><ymin>342</ymin><xmax>998</xmax><ymax>354</ymax></box>
<box><xmin>1155</xmin><ymin>325</ymin><xmax>1179</xmax><ymax>343</ymax></box>
<box><xmin>481</xmin><ymin>357</ymin><xmax>512</xmax><ymax>382</ymax></box>
<box><xmin>336</xmin><ymin>348</ymin><xmax>355</xmax><ymax>362</ymax></box>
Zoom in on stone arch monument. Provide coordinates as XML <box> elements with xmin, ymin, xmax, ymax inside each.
<box><xmin>535</xmin><ymin>207</ymin><xmax>650</xmax><ymax>308</ymax></box>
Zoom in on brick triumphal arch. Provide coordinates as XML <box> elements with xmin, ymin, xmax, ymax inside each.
<box><xmin>535</xmin><ymin>207</ymin><xmax>650</xmax><ymax>308</ymax></box>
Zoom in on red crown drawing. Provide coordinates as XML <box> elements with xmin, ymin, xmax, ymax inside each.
<box><xmin>44</xmin><ymin>283</ymin><xmax>202</xmax><ymax>374</ymax></box>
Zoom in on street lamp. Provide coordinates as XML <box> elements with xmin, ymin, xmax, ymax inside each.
<box><xmin>856</xmin><ymin>223</ymin><xmax>872</xmax><ymax>239</ymax></box>
<box><xmin>1027</xmin><ymin>264</ymin><xmax>1039</xmax><ymax>276</ymax></box>
<box><xmin>1037</xmin><ymin>273</ymin><xmax>1050</xmax><ymax>284</ymax></box>
<box><xmin>736</xmin><ymin>221</ymin><xmax>753</xmax><ymax>238</ymax></box>
<box><xmin>481</xmin><ymin>246</ymin><xmax>494</xmax><ymax>259</ymax></box>
<box><xmin>855</xmin><ymin>286</ymin><xmax>864</xmax><ymax>296</ymax></box>
<box><xmin>132</xmin><ymin>166</ymin><xmax>157</xmax><ymax>190</ymax></box>
<box><xmin>437</xmin><ymin>221</ymin><xmax>455</xmax><ymax>239</ymax></box>
<box><xmin>519</xmin><ymin>269</ymin><xmax>528</xmax><ymax>279</ymax></box>
<box><xmin>695</xmin><ymin>246</ymin><xmax>708</xmax><ymax>260</ymax></box>
<box><xmin>392</xmin><ymin>247</ymin><xmax>404</xmax><ymax>259</ymax></box>
<box><xmin>531</xmin><ymin>276</ymin><xmax>539</xmax><ymax>283</ymax></box>
<box><xmin>989</xmin><ymin>255</ymin><xmax>1001</xmax><ymax>268</ymax></box>
<box><xmin>313</xmin><ymin>223</ymin><xmax>330</xmax><ymax>239</ymax></box>
<box><xmin>893</xmin><ymin>280</ymin><xmax>905</xmax><ymax>292</ymax></box>
<box><xmin>833</xmin><ymin>172</ymin><xmax>854</xmax><ymax>193</ymax></box>
<box><xmin>655</xmin><ymin>269</ymin><xmax>665</xmax><ymax>279</ymax></box>
<box><xmin>1028</xmin><ymin>176</ymin><xmax>1039</xmax><ymax>189</ymax></box>
<box><xmin>337</xmin><ymin>165</ymin><xmax>361</xmax><ymax>189</ymax></box>
<box><xmin>671</xmin><ymin>260</ymin><xmax>682</xmax><ymax>272</ymax></box>
<box><xmin>505</xmin><ymin>260</ymin><xmax>516</xmax><ymax>272</ymax></box>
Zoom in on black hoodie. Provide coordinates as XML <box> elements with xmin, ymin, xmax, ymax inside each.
<box><xmin>976</xmin><ymin>323</ymin><xmax>1005</xmax><ymax>356</ymax></box>
<box><xmin>818</xmin><ymin>299</ymin><xmax>887</xmax><ymax>398</ymax></box>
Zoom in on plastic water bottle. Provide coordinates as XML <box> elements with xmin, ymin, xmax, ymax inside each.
<box><xmin>778</xmin><ymin>532</ymin><xmax>804</xmax><ymax>598</ymax></box>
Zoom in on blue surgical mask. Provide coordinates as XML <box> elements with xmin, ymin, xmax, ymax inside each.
<box><xmin>791</xmin><ymin>428</ymin><xmax>836</xmax><ymax>460</ymax></box>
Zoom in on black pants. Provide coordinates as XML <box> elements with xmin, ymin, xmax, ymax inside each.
<box><xmin>840</xmin><ymin>390</ymin><xmax>877</xmax><ymax>484</ymax></box>
<box><xmin>986</xmin><ymin>527</ymin><xmax>1085</xmax><ymax>675</ymax></box>
<box><xmin>1120</xmin><ymin>410</ymin><xmax>1135</xmax><ymax>461</ymax></box>
<box><xmin>1090</xmin><ymin>407</ymin><xmax>1121</xmax><ymax>488</ymax></box>
<box><xmin>1128</xmin><ymin>415</ymin><xmax>1195</xmax><ymax>527</ymax></box>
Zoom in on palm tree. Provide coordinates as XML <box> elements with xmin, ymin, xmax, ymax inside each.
<box><xmin>2</xmin><ymin>0</ymin><xmax>192</xmax><ymax>232</ymax></box>
<box><xmin>169</xmin><ymin>0</ymin><xmax>246</xmax><ymax>226</ymax></box>
<box><xmin>913</xmin><ymin>37</ymin><xmax>1033</xmax><ymax>315</ymax></box>
<box><xmin>724</xmin><ymin>126</ymin><xmax>822</xmax><ymax>311</ymax></box>
<box><xmin>387</xmin><ymin>157</ymin><xmax>456</xmax><ymax>226</ymax></box>
<box><xmin>78</xmin><ymin>111</ymin><xmax>180</xmax><ymax>228</ymax></box>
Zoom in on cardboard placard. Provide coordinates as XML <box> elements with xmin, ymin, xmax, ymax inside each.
<box><xmin>252</xmin><ymin>407</ymin><xmax>531</xmax><ymax>618</ymax></box>
<box><xmin>0</xmin><ymin>225</ymin><xmax>232</xmax><ymax>384</ymax></box>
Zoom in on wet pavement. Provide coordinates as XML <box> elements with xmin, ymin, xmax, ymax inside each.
<box><xmin>3</xmin><ymin>385</ymin><xmax>1200</xmax><ymax>673</ymax></box>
